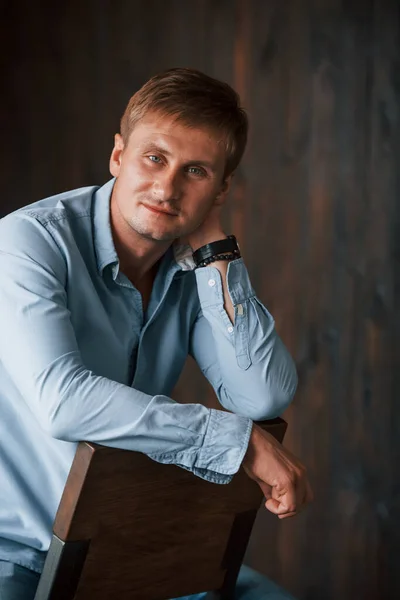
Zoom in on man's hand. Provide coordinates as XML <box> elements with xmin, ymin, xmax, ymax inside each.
<box><xmin>242</xmin><ymin>423</ymin><xmax>313</xmax><ymax>519</ymax></box>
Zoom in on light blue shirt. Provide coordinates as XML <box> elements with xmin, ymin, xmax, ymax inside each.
<box><xmin>0</xmin><ymin>179</ymin><xmax>297</xmax><ymax>573</ymax></box>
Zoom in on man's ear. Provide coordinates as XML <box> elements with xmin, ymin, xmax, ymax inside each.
<box><xmin>109</xmin><ymin>134</ymin><xmax>125</xmax><ymax>177</ymax></box>
<box><xmin>214</xmin><ymin>175</ymin><xmax>233</xmax><ymax>206</ymax></box>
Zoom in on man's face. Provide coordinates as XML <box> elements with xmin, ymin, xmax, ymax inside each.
<box><xmin>109</xmin><ymin>112</ymin><xmax>230</xmax><ymax>242</ymax></box>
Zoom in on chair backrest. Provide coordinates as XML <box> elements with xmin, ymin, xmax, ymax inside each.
<box><xmin>34</xmin><ymin>418</ymin><xmax>287</xmax><ymax>600</ymax></box>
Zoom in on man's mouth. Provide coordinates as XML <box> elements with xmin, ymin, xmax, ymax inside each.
<box><xmin>142</xmin><ymin>203</ymin><xmax>178</xmax><ymax>217</ymax></box>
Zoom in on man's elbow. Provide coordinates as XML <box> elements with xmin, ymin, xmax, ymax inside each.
<box><xmin>33</xmin><ymin>362</ymin><xmax>88</xmax><ymax>441</ymax></box>
<box><xmin>37</xmin><ymin>407</ymin><xmax>73</xmax><ymax>441</ymax></box>
<box><xmin>250</xmin><ymin>371</ymin><xmax>298</xmax><ymax>421</ymax></box>
<box><xmin>33</xmin><ymin>384</ymin><xmax>79</xmax><ymax>441</ymax></box>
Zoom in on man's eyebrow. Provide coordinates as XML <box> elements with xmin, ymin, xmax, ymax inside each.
<box><xmin>140</xmin><ymin>141</ymin><xmax>172</xmax><ymax>156</ymax></box>
<box><xmin>139</xmin><ymin>141</ymin><xmax>217</xmax><ymax>172</ymax></box>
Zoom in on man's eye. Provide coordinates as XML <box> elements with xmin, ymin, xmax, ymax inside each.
<box><xmin>148</xmin><ymin>155</ymin><xmax>162</xmax><ymax>163</ymax></box>
<box><xmin>187</xmin><ymin>166</ymin><xmax>205</xmax><ymax>177</ymax></box>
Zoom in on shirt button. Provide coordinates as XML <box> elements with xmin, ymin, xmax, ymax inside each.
<box><xmin>227</xmin><ymin>326</ymin><xmax>234</xmax><ymax>333</ymax></box>
<box><xmin>208</xmin><ymin>279</ymin><xmax>216</xmax><ymax>287</ymax></box>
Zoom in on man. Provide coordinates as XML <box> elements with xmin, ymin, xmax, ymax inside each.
<box><xmin>0</xmin><ymin>68</ymin><xmax>312</xmax><ymax>599</ymax></box>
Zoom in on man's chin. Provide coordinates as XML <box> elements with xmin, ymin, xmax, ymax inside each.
<box><xmin>128</xmin><ymin>217</ymin><xmax>187</xmax><ymax>243</ymax></box>
<box><xmin>132</xmin><ymin>226</ymin><xmax>178</xmax><ymax>243</ymax></box>
<box><xmin>143</xmin><ymin>233</ymin><xmax>176</xmax><ymax>242</ymax></box>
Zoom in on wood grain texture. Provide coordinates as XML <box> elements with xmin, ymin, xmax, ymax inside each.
<box><xmin>38</xmin><ymin>420</ymin><xmax>286</xmax><ymax>600</ymax></box>
<box><xmin>1</xmin><ymin>1</ymin><xmax>399</xmax><ymax>598</ymax></box>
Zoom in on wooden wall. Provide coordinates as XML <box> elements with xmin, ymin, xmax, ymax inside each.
<box><xmin>1</xmin><ymin>1</ymin><xmax>399</xmax><ymax>598</ymax></box>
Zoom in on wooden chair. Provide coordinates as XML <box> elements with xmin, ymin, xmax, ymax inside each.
<box><xmin>34</xmin><ymin>418</ymin><xmax>287</xmax><ymax>600</ymax></box>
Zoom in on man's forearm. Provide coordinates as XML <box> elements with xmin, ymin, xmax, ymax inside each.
<box><xmin>192</xmin><ymin>257</ymin><xmax>298</xmax><ymax>420</ymax></box>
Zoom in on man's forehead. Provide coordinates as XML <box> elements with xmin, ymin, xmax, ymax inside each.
<box><xmin>132</xmin><ymin>114</ymin><xmax>226</xmax><ymax>156</ymax></box>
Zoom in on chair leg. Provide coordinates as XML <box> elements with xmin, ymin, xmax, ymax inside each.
<box><xmin>34</xmin><ymin>535</ymin><xmax>90</xmax><ymax>600</ymax></box>
<box><xmin>216</xmin><ymin>509</ymin><xmax>259</xmax><ymax>600</ymax></box>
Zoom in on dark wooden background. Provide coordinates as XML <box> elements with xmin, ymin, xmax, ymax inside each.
<box><xmin>1</xmin><ymin>1</ymin><xmax>399</xmax><ymax>598</ymax></box>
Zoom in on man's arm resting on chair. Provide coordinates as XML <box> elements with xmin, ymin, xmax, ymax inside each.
<box><xmin>187</xmin><ymin>220</ymin><xmax>313</xmax><ymax>518</ymax></box>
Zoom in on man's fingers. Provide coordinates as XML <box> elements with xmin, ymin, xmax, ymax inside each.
<box><xmin>273</xmin><ymin>476</ymin><xmax>313</xmax><ymax>517</ymax></box>
<box><xmin>276</xmin><ymin>465</ymin><xmax>312</xmax><ymax>513</ymax></box>
<box><xmin>268</xmin><ymin>473</ymin><xmax>308</xmax><ymax>516</ymax></box>
<box><xmin>265</xmin><ymin>497</ymin><xmax>297</xmax><ymax>516</ymax></box>
<box><xmin>278</xmin><ymin>511</ymin><xmax>297</xmax><ymax>520</ymax></box>
<box><xmin>264</xmin><ymin>476</ymin><xmax>313</xmax><ymax>518</ymax></box>
<box><xmin>265</xmin><ymin>497</ymin><xmax>281</xmax><ymax>514</ymax></box>
<box><xmin>272</xmin><ymin>483</ymin><xmax>297</xmax><ymax>514</ymax></box>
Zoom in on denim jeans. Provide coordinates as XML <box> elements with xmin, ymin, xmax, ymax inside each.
<box><xmin>175</xmin><ymin>565</ymin><xmax>296</xmax><ymax>600</ymax></box>
<box><xmin>0</xmin><ymin>560</ymin><xmax>295</xmax><ymax>600</ymax></box>
<box><xmin>0</xmin><ymin>561</ymin><xmax>40</xmax><ymax>600</ymax></box>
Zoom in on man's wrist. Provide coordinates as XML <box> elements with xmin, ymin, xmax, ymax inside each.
<box><xmin>191</xmin><ymin>234</ymin><xmax>240</xmax><ymax>269</ymax></box>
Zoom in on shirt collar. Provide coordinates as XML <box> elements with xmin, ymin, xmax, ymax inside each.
<box><xmin>92</xmin><ymin>178</ymin><xmax>196</xmax><ymax>278</ymax></box>
<box><xmin>93</xmin><ymin>179</ymin><xmax>119</xmax><ymax>276</ymax></box>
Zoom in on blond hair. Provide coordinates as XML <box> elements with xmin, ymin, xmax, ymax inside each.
<box><xmin>120</xmin><ymin>68</ymin><xmax>248</xmax><ymax>178</ymax></box>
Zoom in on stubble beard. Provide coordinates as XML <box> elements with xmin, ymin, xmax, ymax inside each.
<box><xmin>127</xmin><ymin>214</ymin><xmax>183</xmax><ymax>243</ymax></box>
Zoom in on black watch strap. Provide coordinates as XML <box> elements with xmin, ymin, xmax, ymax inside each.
<box><xmin>192</xmin><ymin>235</ymin><xmax>240</xmax><ymax>267</ymax></box>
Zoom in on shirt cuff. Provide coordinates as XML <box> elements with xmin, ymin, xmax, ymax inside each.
<box><xmin>147</xmin><ymin>409</ymin><xmax>253</xmax><ymax>485</ymax></box>
<box><xmin>195</xmin><ymin>259</ymin><xmax>255</xmax><ymax>309</ymax></box>
<box><xmin>194</xmin><ymin>409</ymin><xmax>253</xmax><ymax>483</ymax></box>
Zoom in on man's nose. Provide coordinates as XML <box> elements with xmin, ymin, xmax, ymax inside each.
<box><xmin>152</xmin><ymin>169</ymin><xmax>182</xmax><ymax>203</ymax></box>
